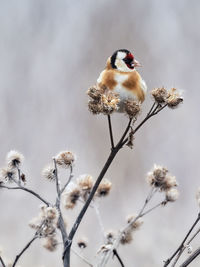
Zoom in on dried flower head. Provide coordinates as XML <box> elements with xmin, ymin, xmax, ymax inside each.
<box><xmin>120</xmin><ymin>229</ymin><xmax>133</xmax><ymax>245</ymax></box>
<box><xmin>64</xmin><ymin>183</ymin><xmax>80</xmax><ymax>209</ymax></box>
<box><xmin>167</xmin><ymin>88</ymin><xmax>183</xmax><ymax>108</ymax></box>
<box><xmin>96</xmin><ymin>179</ymin><xmax>112</xmax><ymax>197</ymax></box>
<box><xmin>43</xmin><ymin>236</ymin><xmax>58</xmax><ymax>251</ymax></box>
<box><xmin>166</xmin><ymin>188</ymin><xmax>179</xmax><ymax>202</ymax></box>
<box><xmin>42</xmin><ymin>164</ymin><xmax>56</xmax><ymax>181</ymax></box>
<box><xmin>101</xmin><ymin>91</ymin><xmax>120</xmax><ymax>115</ymax></box>
<box><xmin>77</xmin><ymin>237</ymin><xmax>88</xmax><ymax>249</ymax></box>
<box><xmin>6</xmin><ymin>150</ymin><xmax>24</xmax><ymax>169</ymax></box>
<box><xmin>151</xmin><ymin>87</ymin><xmax>168</xmax><ymax>104</ymax></box>
<box><xmin>124</xmin><ymin>100</ymin><xmax>141</xmax><ymax>118</ymax></box>
<box><xmin>88</xmin><ymin>100</ymin><xmax>102</xmax><ymax>114</ymax></box>
<box><xmin>55</xmin><ymin>151</ymin><xmax>75</xmax><ymax>168</ymax></box>
<box><xmin>78</xmin><ymin>174</ymin><xmax>94</xmax><ymax>192</ymax></box>
<box><xmin>46</xmin><ymin>207</ymin><xmax>58</xmax><ymax>221</ymax></box>
<box><xmin>196</xmin><ymin>187</ymin><xmax>200</xmax><ymax>207</ymax></box>
<box><xmin>126</xmin><ymin>214</ymin><xmax>143</xmax><ymax>230</ymax></box>
<box><xmin>162</xmin><ymin>175</ymin><xmax>178</xmax><ymax>191</ymax></box>
<box><xmin>87</xmin><ymin>86</ymin><xmax>104</xmax><ymax>101</ymax></box>
<box><xmin>0</xmin><ymin>167</ymin><xmax>16</xmax><ymax>183</ymax></box>
<box><xmin>147</xmin><ymin>164</ymin><xmax>168</xmax><ymax>187</ymax></box>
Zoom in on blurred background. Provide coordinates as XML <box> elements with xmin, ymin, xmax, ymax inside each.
<box><xmin>0</xmin><ymin>0</ymin><xmax>200</xmax><ymax>266</ymax></box>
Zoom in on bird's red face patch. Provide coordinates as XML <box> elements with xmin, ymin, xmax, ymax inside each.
<box><xmin>124</xmin><ymin>53</ymin><xmax>134</xmax><ymax>69</ymax></box>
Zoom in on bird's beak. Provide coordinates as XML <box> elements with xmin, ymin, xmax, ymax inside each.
<box><xmin>134</xmin><ymin>59</ymin><xmax>142</xmax><ymax>67</ymax></box>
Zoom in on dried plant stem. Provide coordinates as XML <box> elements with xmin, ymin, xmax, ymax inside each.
<box><xmin>61</xmin><ymin>165</ymin><xmax>74</xmax><ymax>194</ymax></box>
<box><xmin>99</xmin><ymin>188</ymin><xmax>160</xmax><ymax>267</ymax></box>
<box><xmin>12</xmin><ymin>236</ymin><xmax>37</xmax><ymax>267</ymax></box>
<box><xmin>179</xmin><ymin>247</ymin><xmax>200</xmax><ymax>267</ymax></box>
<box><xmin>107</xmin><ymin>115</ymin><xmax>115</xmax><ymax>149</ymax></box>
<box><xmin>163</xmin><ymin>213</ymin><xmax>200</xmax><ymax>267</ymax></box>
<box><xmin>0</xmin><ymin>185</ymin><xmax>50</xmax><ymax>206</ymax></box>
<box><xmin>93</xmin><ymin>201</ymin><xmax>106</xmax><ymax>240</ymax></box>
<box><xmin>171</xmin><ymin>226</ymin><xmax>200</xmax><ymax>266</ymax></box>
<box><xmin>0</xmin><ymin>256</ymin><xmax>6</xmax><ymax>267</ymax></box>
<box><xmin>113</xmin><ymin>249</ymin><xmax>125</xmax><ymax>267</ymax></box>
<box><xmin>63</xmin><ymin>103</ymin><xmax>167</xmax><ymax>267</ymax></box>
<box><xmin>72</xmin><ymin>248</ymin><xmax>93</xmax><ymax>267</ymax></box>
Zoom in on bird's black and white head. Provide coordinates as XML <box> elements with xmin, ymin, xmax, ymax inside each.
<box><xmin>110</xmin><ymin>49</ymin><xmax>141</xmax><ymax>72</ymax></box>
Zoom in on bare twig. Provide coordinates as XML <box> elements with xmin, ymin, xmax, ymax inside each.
<box><xmin>179</xmin><ymin>247</ymin><xmax>200</xmax><ymax>267</ymax></box>
<box><xmin>72</xmin><ymin>248</ymin><xmax>93</xmax><ymax>267</ymax></box>
<box><xmin>0</xmin><ymin>185</ymin><xmax>50</xmax><ymax>206</ymax></box>
<box><xmin>107</xmin><ymin>115</ymin><xmax>115</xmax><ymax>149</ymax></box>
<box><xmin>163</xmin><ymin>213</ymin><xmax>200</xmax><ymax>266</ymax></box>
<box><xmin>53</xmin><ymin>158</ymin><xmax>61</xmax><ymax>197</ymax></box>
<box><xmin>0</xmin><ymin>256</ymin><xmax>6</xmax><ymax>267</ymax></box>
<box><xmin>61</xmin><ymin>165</ymin><xmax>74</xmax><ymax>194</ymax></box>
<box><xmin>12</xmin><ymin>236</ymin><xmax>37</xmax><ymax>267</ymax></box>
<box><xmin>93</xmin><ymin>201</ymin><xmax>106</xmax><ymax>240</ymax></box>
<box><xmin>113</xmin><ymin>249</ymin><xmax>125</xmax><ymax>267</ymax></box>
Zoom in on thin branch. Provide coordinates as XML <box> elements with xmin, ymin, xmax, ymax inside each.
<box><xmin>164</xmin><ymin>213</ymin><xmax>200</xmax><ymax>267</ymax></box>
<box><xmin>61</xmin><ymin>165</ymin><xmax>74</xmax><ymax>194</ymax></box>
<box><xmin>0</xmin><ymin>185</ymin><xmax>50</xmax><ymax>206</ymax></box>
<box><xmin>72</xmin><ymin>248</ymin><xmax>93</xmax><ymax>267</ymax></box>
<box><xmin>117</xmin><ymin>118</ymin><xmax>132</xmax><ymax>148</ymax></box>
<box><xmin>179</xmin><ymin>247</ymin><xmax>200</xmax><ymax>267</ymax></box>
<box><xmin>0</xmin><ymin>256</ymin><xmax>6</xmax><ymax>267</ymax></box>
<box><xmin>53</xmin><ymin>158</ymin><xmax>61</xmax><ymax>198</ymax></box>
<box><xmin>107</xmin><ymin>115</ymin><xmax>115</xmax><ymax>149</ymax></box>
<box><xmin>141</xmin><ymin>201</ymin><xmax>165</xmax><ymax>217</ymax></box>
<box><xmin>93</xmin><ymin>201</ymin><xmax>106</xmax><ymax>240</ymax></box>
<box><xmin>147</xmin><ymin>102</ymin><xmax>156</xmax><ymax>116</ymax></box>
<box><xmin>12</xmin><ymin>236</ymin><xmax>37</xmax><ymax>267</ymax></box>
<box><xmin>171</xmin><ymin>226</ymin><xmax>200</xmax><ymax>266</ymax></box>
<box><xmin>113</xmin><ymin>249</ymin><xmax>125</xmax><ymax>267</ymax></box>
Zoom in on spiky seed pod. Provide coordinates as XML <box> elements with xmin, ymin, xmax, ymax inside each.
<box><xmin>87</xmin><ymin>86</ymin><xmax>104</xmax><ymax>101</ymax></box>
<box><xmin>96</xmin><ymin>179</ymin><xmax>112</xmax><ymax>197</ymax></box>
<box><xmin>88</xmin><ymin>100</ymin><xmax>103</xmax><ymax>114</ymax></box>
<box><xmin>120</xmin><ymin>229</ymin><xmax>133</xmax><ymax>245</ymax></box>
<box><xmin>43</xmin><ymin>236</ymin><xmax>58</xmax><ymax>251</ymax></box>
<box><xmin>6</xmin><ymin>150</ymin><xmax>24</xmax><ymax>169</ymax></box>
<box><xmin>0</xmin><ymin>167</ymin><xmax>16</xmax><ymax>183</ymax></box>
<box><xmin>124</xmin><ymin>100</ymin><xmax>141</xmax><ymax>118</ymax></box>
<box><xmin>167</xmin><ymin>88</ymin><xmax>183</xmax><ymax>108</ymax></box>
<box><xmin>42</xmin><ymin>164</ymin><xmax>56</xmax><ymax>181</ymax></box>
<box><xmin>101</xmin><ymin>91</ymin><xmax>120</xmax><ymax>115</ymax></box>
<box><xmin>64</xmin><ymin>186</ymin><xmax>81</xmax><ymax>209</ymax></box>
<box><xmin>55</xmin><ymin>151</ymin><xmax>75</xmax><ymax>168</ymax></box>
<box><xmin>151</xmin><ymin>87</ymin><xmax>168</xmax><ymax>103</ymax></box>
<box><xmin>166</xmin><ymin>188</ymin><xmax>179</xmax><ymax>202</ymax></box>
<box><xmin>126</xmin><ymin>214</ymin><xmax>143</xmax><ymax>230</ymax></box>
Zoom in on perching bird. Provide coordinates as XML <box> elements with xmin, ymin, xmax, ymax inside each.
<box><xmin>97</xmin><ymin>49</ymin><xmax>147</xmax><ymax>111</ymax></box>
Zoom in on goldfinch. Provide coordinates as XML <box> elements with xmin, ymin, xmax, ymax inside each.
<box><xmin>97</xmin><ymin>49</ymin><xmax>147</xmax><ymax>111</ymax></box>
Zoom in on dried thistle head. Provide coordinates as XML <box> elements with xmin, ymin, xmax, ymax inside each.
<box><xmin>96</xmin><ymin>179</ymin><xmax>112</xmax><ymax>197</ymax></box>
<box><xmin>166</xmin><ymin>188</ymin><xmax>179</xmax><ymax>202</ymax></box>
<box><xmin>46</xmin><ymin>207</ymin><xmax>58</xmax><ymax>221</ymax></box>
<box><xmin>101</xmin><ymin>91</ymin><xmax>120</xmax><ymax>115</ymax></box>
<box><xmin>6</xmin><ymin>150</ymin><xmax>24</xmax><ymax>169</ymax></box>
<box><xmin>0</xmin><ymin>167</ymin><xmax>16</xmax><ymax>183</ymax></box>
<box><xmin>78</xmin><ymin>174</ymin><xmax>94</xmax><ymax>192</ymax></box>
<box><xmin>64</xmin><ymin>183</ymin><xmax>80</xmax><ymax>209</ymax></box>
<box><xmin>120</xmin><ymin>229</ymin><xmax>133</xmax><ymax>245</ymax></box>
<box><xmin>77</xmin><ymin>237</ymin><xmax>88</xmax><ymax>249</ymax></box>
<box><xmin>126</xmin><ymin>214</ymin><xmax>143</xmax><ymax>230</ymax></box>
<box><xmin>87</xmin><ymin>85</ymin><xmax>104</xmax><ymax>101</ymax></box>
<box><xmin>55</xmin><ymin>151</ymin><xmax>75</xmax><ymax>168</ymax></box>
<box><xmin>124</xmin><ymin>100</ymin><xmax>141</xmax><ymax>118</ymax></box>
<box><xmin>147</xmin><ymin>164</ymin><xmax>168</xmax><ymax>187</ymax></box>
<box><xmin>151</xmin><ymin>87</ymin><xmax>168</xmax><ymax>104</ymax></box>
<box><xmin>161</xmin><ymin>175</ymin><xmax>178</xmax><ymax>191</ymax></box>
<box><xmin>167</xmin><ymin>88</ymin><xmax>183</xmax><ymax>108</ymax></box>
<box><xmin>42</xmin><ymin>164</ymin><xmax>56</xmax><ymax>181</ymax></box>
<box><xmin>43</xmin><ymin>236</ymin><xmax>58</xmax><ymax>252</ymax></box>
<box><xmin>88</xmin><ymin>99</ymin><xmax>103</xmax><ymax>114</ymax></box>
